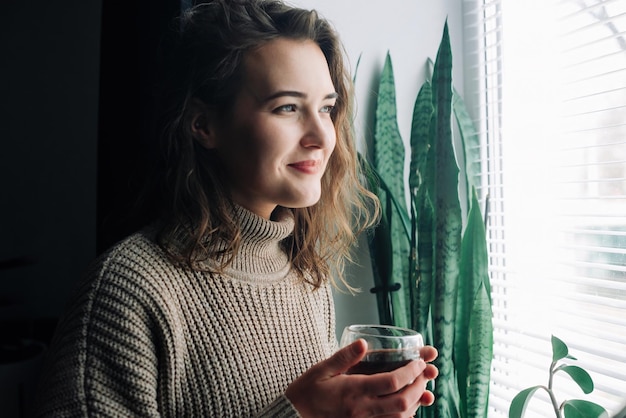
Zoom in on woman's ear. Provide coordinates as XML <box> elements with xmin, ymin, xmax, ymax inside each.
<box><xmin>190</xmin><ymin>99</ymin><xmax>218</xmax><ymax>149</ymax></box>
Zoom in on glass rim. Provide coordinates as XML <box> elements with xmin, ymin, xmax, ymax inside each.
<box><xmin>345</xmin><ymin>324</ymin><xmax>422</xmax><ymax>339</ymax></box>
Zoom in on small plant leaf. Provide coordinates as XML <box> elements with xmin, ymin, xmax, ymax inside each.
<box><xmin>562</xmin><ymin>400</ymin><xmax>609</xmax><ymax>418</ymax></box>
<box><xmin>555</xmin><ymin>365</ymin><xmax>595</xmax><ymax>394</ymax></box>
<box><xmin>552</xmin><ymin>335</ymin><xmax>569</xmax><ymax>362</ymax></box>
<box><xmin>509</xmin><ymin>386</ymin><xmax>545</xmax><ymax>418</ymax></box>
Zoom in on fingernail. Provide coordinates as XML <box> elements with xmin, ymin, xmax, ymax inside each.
<box><xmin>352</xmin><ymin>338</ymin><xmax>367</xmax><ymax>354</ymax></box>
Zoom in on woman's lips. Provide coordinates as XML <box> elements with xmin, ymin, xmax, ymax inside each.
<box><xmin>288</xmin><ymin>160</ymin><xmax>321</xmax><ymax>174</ymax></box>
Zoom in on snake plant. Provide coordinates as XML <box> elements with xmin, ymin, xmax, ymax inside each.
<box><xmin>362</xmin><ymin>21</ymin><xmax>494</xmax><ymax>418</ymax></box>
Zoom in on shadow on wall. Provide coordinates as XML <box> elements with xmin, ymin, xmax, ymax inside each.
<box><xmin>1</xmin><ymin>260</ymin><xmax>58</xmax><ymax>416</ymax></box>
<box><xmin>0</xmin><ymin>0</ymin><xmax>179</xmax><ymax>416</ymax></box>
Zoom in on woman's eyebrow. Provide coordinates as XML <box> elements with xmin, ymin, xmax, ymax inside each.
<box><xmin>262</xmin><ymin>91</ymin><xmax>338</xmax><ymax>102</ymax></box>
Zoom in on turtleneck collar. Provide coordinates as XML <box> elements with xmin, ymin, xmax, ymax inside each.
<box><xmin>209</xmin><ymin>205</ymin><xmax>296</xmax><ymax>282</ymax></box>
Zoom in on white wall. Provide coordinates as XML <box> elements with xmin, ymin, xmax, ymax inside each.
<box><xmin>286</xmin><ymin>0</ymin><xmax>465</xmax><ymax>338</ymax></box>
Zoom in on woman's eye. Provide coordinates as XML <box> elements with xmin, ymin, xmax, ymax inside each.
<box><xmin>275</xmin><ymin>104</ymin><xmax>296</xmax><ymax>113</ymax></box>
<box><xmin>320</xmin><ymin>105</ymin><xmax>335</xmax><ymax>114</ymax></box>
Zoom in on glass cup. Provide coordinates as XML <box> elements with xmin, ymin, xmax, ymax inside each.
<box><xmin>340</xmin><ymin>324</ymin><xmax>424</xmax><ymax>375</ymax></box>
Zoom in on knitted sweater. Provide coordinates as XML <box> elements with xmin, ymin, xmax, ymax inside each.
<box><xmin>35</xmin><ymin>206</ymin><xmax>337</xmax><ymax>417</ymax></box>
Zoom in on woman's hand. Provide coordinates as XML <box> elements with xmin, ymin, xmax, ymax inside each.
<box><xmin>285</xmin><ymin>339</ymin><xmax>438</xmax><ymax>418</ymax></box>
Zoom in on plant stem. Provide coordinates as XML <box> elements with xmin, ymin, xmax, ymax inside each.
<box><xmin>548</xmin><ymin>361</ymin><xmax>562</xmax><ymax>418</ymax></box>
<box><xmin>548</xmin><ymin>361</ymin><xmax>556</xmax><ymax>390</ymax></box>
<box><xmin>547</xmin><ymin>388</ymin><xmax>562</xmax><ymax>418</ymax></box>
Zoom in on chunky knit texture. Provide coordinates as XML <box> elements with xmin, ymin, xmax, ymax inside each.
<box><xmin>35</xmin><ymin>206</ymin><xmax>337</xmax><ymax>417</ymax></box>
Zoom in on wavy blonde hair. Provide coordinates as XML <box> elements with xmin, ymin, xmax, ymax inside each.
<box><xmin>151</xmin><ymin>0</ymin><xmax>379</xmax><ymax>289</ymax></box>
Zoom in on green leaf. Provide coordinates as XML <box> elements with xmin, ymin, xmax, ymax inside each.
<box><xmin>465</xmin><ymin>282</ymin><xmax>494</xmax><ymax>418</ymax></box>
<box><xmin>409</xmin><ymin>81</ymin><xmax>434</xmax><ymax>191</ymax></box>
<box><xmin>359</xmin><ymin>155</ymin><xmax>391</xmax><ymax>323</ymax></box>
<box><xmin>509</xmin><ymin>386</ymin><xmax>545</xmax><ymax>418</ymax></box>
<box><xmin>409</xmin><ymin>80</ymin><xmax>434</xmax><ymax>338</ymax></box>
<box><xmin>360</xmin><ymin>156</ymin><xmax>410</xmax><ymax>325</ymax></box>
<box><xmin>413</xmin><ymin>188</ymin><xmax>434</xmax><ymax>335</ymax></box>
<box><xmin>353</xmin><ymin>52</ymin><xmax>362</xmax><ymax>84</ymax></box>
<box><xmin>435</xmin><ymin>375</ymin><xmax>463</xmax><ymax>418</ymax></box>
<box><xmin>429</xmin><ymin>20</ymin><xmax>463</xmax><ymax>417</ymax></box>
<box><xmin>552</xmin><ymin>335</ymin><xmax>570</xmax><ymax>362</ymax></box>
<box><xmin>555</xmin><ymin>365</ymin><xmax>595</xmax><ymax>394</ymax></box>
<box><xmin>563</xmin><ymin>400</ymin><xmax>609</xmax><ymax>418</ymax></box>
<box><xmin>456</xmin><ymin>189</ymin><xmax>491</xmax><ymax>342</ymax></box>
<box><xmin>453</xmin><ymin>88</ymin><xmax>481</xmax><ymax>211</ymax></box>
<box><xmin>426</xmin><ymin>57</ymin><xmax>435</xmax><ymax>80</ymax></box>
<box><xmin>374</xmin><ymin>52</ymin><xmax>406</xmax><ymax>212</ymax></box>
<box><xmin>408</xmin><ymin>77</ymin><xmax>436</xmax><ymax>344</ymax></box>
<box><xmin>369</xmin><ymin>192</ymin><xmax>394</xmax><ymax>325</ymax></box>
<box><xmin>360</xmin><ymin>156</ymin><xmax>411</xmax><ymax>241</ymax></box>
<box><xmin>372</xmin><ymin>52</ymin><xmax>410</xmax><ymax>327</ymax></box>
<box><xmin>456</xmin><ymin>188</ymin><xmax>493</xmax><ymax>417</ymax></box>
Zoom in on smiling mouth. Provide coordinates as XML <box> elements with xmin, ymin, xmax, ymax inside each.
<box><xmin>288</xmin><ymin>160</ymin><xmax>321</xmax><ymax>174</ymax></box>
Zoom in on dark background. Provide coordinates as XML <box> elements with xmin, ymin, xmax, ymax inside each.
<box><xmin>0</xmin><ymin>0</ymin><xmax>180</xmax><ymax>414</ymax></box>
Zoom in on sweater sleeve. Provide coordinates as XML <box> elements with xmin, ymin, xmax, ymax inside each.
<box><xmin>35</xmin><ymin>254</ymin><xmax>162</xmax><ymax>417</ymax></box>
<box><xmin>255</xmin><ymin>394</ymin><xmax>301</xmax><ymax>418</ymax></box>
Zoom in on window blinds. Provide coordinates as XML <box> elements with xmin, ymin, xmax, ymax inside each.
<box><xmin>462</xmin><ymin>0</ymin><xmax>626</xmax><ymax>416</ymax></box>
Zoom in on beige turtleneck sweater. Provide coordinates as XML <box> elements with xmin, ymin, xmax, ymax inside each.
<box><xmin>34</xmin><ymin>207</ymin><xmax>337</xmax><ymax>417</ymax></box>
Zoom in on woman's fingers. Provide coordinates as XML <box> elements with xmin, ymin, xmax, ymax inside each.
<box><xmin>361</xmin><ymin>359</ymin><xmax>427</xmax><ymax>396</ymax></box>
<box><xmin>423</xmin><ymin>362</ymin><xmax>439</xmax><ymax>380</ymax></box>
<box><xmin>419</xmin><ymin>389</ymin><xmax>435</xmax><ymax>407</ymax></box>
<box><xmin>369</xmin><ymin>357</ymin><xmax>438</xmax><ymax>414</ymax></box>
<box><xmin>366</xmin><ymin>375</ymin><xmax>428</xmax><ymax>416</ymax></box>
<box><xmin>419</xmin><ymin>345</ymin><xmax>438</xmax><ymax>363</ymax></box>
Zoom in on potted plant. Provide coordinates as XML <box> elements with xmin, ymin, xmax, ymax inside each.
<box><xmin>360</xmin><ymin>21</ymin><xmax>493</xmax><ymax>418</ymax></box>
<box><xmin>509</xmin><ymin>335</ymin><xmax>608</xmax><ymax>418</ymax></box>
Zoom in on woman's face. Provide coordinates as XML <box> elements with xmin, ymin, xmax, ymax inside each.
<box><xmin>211</xmin><ymin>38</ymin><xmax>337</xmax><ymax>219</ymax></box>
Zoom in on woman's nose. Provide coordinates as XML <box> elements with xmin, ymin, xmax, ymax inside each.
<box><xmin>301</xmin><ymin>113</ymin><xmax>335</xmax><ymax>149</ymax></box>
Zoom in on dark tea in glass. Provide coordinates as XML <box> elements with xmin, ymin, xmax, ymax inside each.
<box><xmin>340</xmin><ymin>325</ymin><xmax>423</xmax><ymax>375</ymax></box>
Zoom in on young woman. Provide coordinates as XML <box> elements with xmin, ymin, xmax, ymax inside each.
<box><xmin>35</xmin><ymin>1</ymin><xmax>438</xmax><ymax>416</ymax></box>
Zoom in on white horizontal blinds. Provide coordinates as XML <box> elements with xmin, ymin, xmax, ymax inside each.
<box><xmin>462</xmin><ymin>0</ymin><xmax>504</xmax><ymax>204</ymax></box>
<box><xmin>462</xmin><ymin>0</ymin><xmax>626</xmax><ymax>417</ymax></box>
<box><xmin>550</xmin><ymin>0</ymin><xmax>626</xmax><ymax>409</ymax></box>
